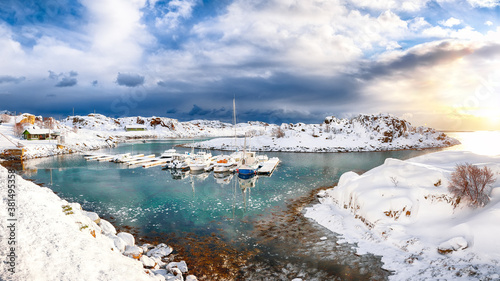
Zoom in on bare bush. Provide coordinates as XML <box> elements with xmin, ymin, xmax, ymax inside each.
<box><xmin>271</xmin><ymin>127</ymin><xmax>285</xmax><ymax>138</ymax></box>
<box><xmin>1</xmin><ymin>114</ymin><xmax>11</xmax><ymax>123</ymax></box>
<box><xmin>13</xmin><ymin>122</ymin><xmax>25</xmax><ymax>137</ymax></box>
<box><xmin>448</xmin><ymin>163</ymin><xmax>496</xmax><ymax>208</ymax></box>
<box><xmin>44</xmin><ymin>117</ymin><xmax>56</xmax><ymax>129</ymax></box>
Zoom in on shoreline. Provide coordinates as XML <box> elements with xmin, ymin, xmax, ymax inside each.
<box><xmin>0</xmin><ymin>164</ymin><xmax>198</xmax><ymax>281</ymax></box>
<box><xmin>305</xmin><ymin>150</ymin><xmax>500</xmax><ymax>280</ymax></box>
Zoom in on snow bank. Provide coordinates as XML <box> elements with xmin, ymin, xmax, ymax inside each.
<box><xmin>305</xmin><ymin>150</ymin><xmax>500</xmax><ymax>280</ymax></box>
<box><xmin>188</xmin><ymin>114</ymin><xmax>459</xmax><ymax>152</ymax></box>
<box><xmin>0</xmin><ymin>165</ymin><xmax>197</xmax><ymax>281</ymax></box>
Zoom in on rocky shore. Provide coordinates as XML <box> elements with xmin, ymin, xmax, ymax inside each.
<box><xmin>0</xmin><ymin>165</ymin><xmax>198</xmax><ymax>281</ymax></box>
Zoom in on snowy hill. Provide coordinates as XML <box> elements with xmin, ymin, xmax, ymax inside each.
<box><xmin>187</xmin><ymin>114</ymin><xmax>459</xmax><ymax>152</ymax></box>
<box><xmin>0</xmin><ymin>113</ymin><xmax>458</xmax><ymax>159</ymax></box>
<box><xmin>305</xmin><ymin>150</ymin><xmax>500</xmax><ymax>280</ymax></box>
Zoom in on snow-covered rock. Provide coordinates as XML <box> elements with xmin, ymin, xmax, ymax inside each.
<box><xmin>185</xmin><ymin>275</ymin><xmax>198</xmax><ymax>281</ymax></box>
<box><xmin>83</xmin><ymin>211</ymin><xmax>100</xmax><ymax>224</ymax></box>
<box><xmin>438</xmin><ymin>237</ymin><xmax>468</xmax><ymax>254</ymax></box>
<box><xmin>140</xmin><ymin>255</ymin><xmax>157</xmax><ymax>268</ymax></box>
<box><xmin>166</xmin><ymin>261</ymin><xmax>188</xmax><ymax>273</ymax></box>
<box><xmin>99</xmin><ymin>219</ymin><xmax>117</xmax><ymax>235</ymax></box>
<box><xmin>124</xmin><ymin>245</ymin><xmax>144</xmax><ymax>259</ymax></box>
<box><xmin>147</xmin><ymin>243</ymin><xmax>173</xmax><ymax>258</ymax></box>
<box><xmin>111</xmin><ymin>235</ymin><xmax>127</xmax><ymax>253</ymax></box>
<box><xmin>117</xmin><ymin>232</ymin><xmax>135</xmax><ymax>247</ymax></box>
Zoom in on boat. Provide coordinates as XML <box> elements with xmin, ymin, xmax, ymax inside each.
<box><xmin>237</xmin><ymin>137</ymin><xmax>259</xmax><ymax>179</ymax></box>
<box><xmin>213</xmin><ymin>155</ymin><xmax>237</xmax><ymax>173</ymax></box>
<box><xmin>188</xmin><ymin>151</ymin><xmax>212</xmax><ymax>172</ymax></box>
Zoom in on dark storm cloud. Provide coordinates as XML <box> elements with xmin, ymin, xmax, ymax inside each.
<box><xmin>116</xmin><ymin>73</ymin><xmax>145</xmax><ymax>87</ymax></box>
<box><xmin>0</xmin><ymin>75</ymin><xmax>25</xmax><ymax>84</ymax></box>
<box><xmin>360</xmin><ymin>42</ymin><xmax>474</xmax><ymax>80</ymax></box>
<box><xmin>55</xmin><ymin>77</ymin><xmax>77</xmax><ymax>87</ymax></box>
<box><xmin>49</xmin><ymin>70</ymin><xmax>78</xmax><ymax>87</ymax></box>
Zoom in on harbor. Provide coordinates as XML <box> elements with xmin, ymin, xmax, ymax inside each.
<box><xmin>83</xmin><ymin>147</ymin><xmax>281</xmax><ymax>176</ymax></box>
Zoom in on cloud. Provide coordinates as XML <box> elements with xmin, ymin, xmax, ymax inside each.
<box><xmin>0</xmin><ymin>75</ymin><xmax>26</xmax><ymax>84</ymax></box>
<box><xmin>485</xmin><ymin>21</ymin><xmax>493</xmax><ymax>26</ymax></box>
<box><xmin>439</xmin><ymin>17</ymin><xmax>462</xmax><ymax>27</ymax></box>
<box><xmin>116</xmin><ymin>72</ymin><xmax>145</xmax><ymax>87</ymax></box>
<box><xmin>466</xmin><ymin>0</ymin><xmax>500</xmax><ymax>8</ymax></box>
<box><xmin>347</xmin><ymin>0</ymin><xmax>431</xmax><ymax>12</ymax></box>
<box><xmin>48</xmin><ymin>70</ymin><xmax>78</xmax><ymax>87</ymax></box>
<box><xmin>154</xmin><ymin>0</ymin><xmax>198</xmax><ymax>29</ymax></box>
<box><xmin>55</xmin><ymin>77</ymin><xmax>78</xmax><ymax>87</ymax></box>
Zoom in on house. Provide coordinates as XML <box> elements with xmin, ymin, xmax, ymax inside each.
<box><xmin>125</xmin><ymin>125</ymin><xmax>147</xmax><ymax>132</ymax></box>
<box><xmin>22</xmin><ymin>129</ymin><xmax>59</xmax><ymax>140</ymax></box>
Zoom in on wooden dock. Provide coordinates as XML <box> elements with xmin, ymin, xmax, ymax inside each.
<box><xmin>257</xmin><ymin>157</ymin><xmax>280</xmax><ymax>175</ymax></box>
<box><xmin>142</xmin><ymin>159</ymin><xmax>169</xmax><ymax>168</ymax></box>
<box><xmin>125</xmin><ymin>155</ymin><xmax>157</xmax><ymax>166</ymax></box>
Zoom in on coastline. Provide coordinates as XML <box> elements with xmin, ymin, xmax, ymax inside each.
<box><xmin>0</xmin><ymin>164</ymin><xmax>198</xmax><ymax>281</ymax></box>
<box><xmin>304</xmin><ymin>150</ymin><xmax>500</xmax><ymax>280</ymax></box>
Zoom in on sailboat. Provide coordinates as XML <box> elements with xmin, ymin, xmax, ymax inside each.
<box><xmin>237</xmin><ymin>135</ymin><xmax>259</xmax><ymax>179</ymax></box>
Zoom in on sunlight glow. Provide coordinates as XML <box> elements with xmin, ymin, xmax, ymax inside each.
<box><xmin>446</xmin><ymin>131</ymin><xmax>500</xmax><ymax>156</ymax></box>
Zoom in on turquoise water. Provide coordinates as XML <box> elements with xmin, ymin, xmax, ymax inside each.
<box><xmin>22</xmin><ymin>140</ymin><xmax>443</xmax><ymax>239</ymax></box>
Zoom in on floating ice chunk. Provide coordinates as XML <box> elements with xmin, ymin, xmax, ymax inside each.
<box><xmin>117</xmin><ymin>232</ymin><xmax>135</xmax><ymax>247</ymax></box>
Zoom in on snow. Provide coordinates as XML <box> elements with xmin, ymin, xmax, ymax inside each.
<box><xmin>0</xmin><ymin>166</ymin><xmax>196</xmax><ymax>281</ymax></box>
<box><xmin>305</xmin><ymin>150</ymin><xmax>500</xmax><ymax>280</ymax></box>
<box><xmin>187</xmin><ymin>114</ymin><xmax>459</xmax><ymax>152</ymax></box>
<box><xmin>1</xmin><ymin>113</ymin><xmax>459</xmax><ymax>160</ymax></box>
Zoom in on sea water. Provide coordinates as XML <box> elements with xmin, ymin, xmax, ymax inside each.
<box><xmin>21</xmin><ymin>139</ymin><xmax>454</xmax><ymax>279</ymax></box>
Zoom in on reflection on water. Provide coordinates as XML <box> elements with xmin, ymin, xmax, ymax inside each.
<box><xmin>445</xmin><ymin>131</ymin><xmax>500</xmax><ymax>156</ymax></box>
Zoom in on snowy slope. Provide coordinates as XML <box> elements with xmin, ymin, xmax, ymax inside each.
<box><xmin>188</xmin><ymin>114</ymin><xmax>459</xmax><ymax>152</ymax></box>
<box><xmin>1</xmin><ymin>113</ymin><xmax>459</xmax><ymax>159</ymax></box>
<box><xmin>0</xmin><ymin>165</ymin><xmax>197</xmax><ymax>281</ymax></box>
<box><xmin>305</xmin><ymin>150</ymin><xmax>500</xmax><ymax>280</ymax></box>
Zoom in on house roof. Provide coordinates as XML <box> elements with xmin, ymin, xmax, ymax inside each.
<box><xmin>125</xmin><ymin>125</ymin><xmax>147</xmax><ymax>129</ymax></box>
<box><xmin>23</xmin><ymin>129</ymin><xmax>53</xmax><ymax>134</ymax></box>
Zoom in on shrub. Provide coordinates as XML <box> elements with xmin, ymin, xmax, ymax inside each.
<box><xmin>13</xmin><ymin>122</ymin><xmax>25</xmax><ymax>137</ymax></box>
<box><xmin>448</xmin><ymin>163</ymin><xmax>496</xmax><ymax>208</ymax></box>
<box><xmin>271</xmin><ymin>127</ymin><xmax>285</xmax><ymax>138</ymax></box>
<box><xmin>0</xmin><ymin>114</ymin><xmax>11</xmax><ymax>123</ymax></box>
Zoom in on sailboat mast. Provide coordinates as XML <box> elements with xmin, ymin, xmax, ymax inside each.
<box><xmin>233</xmin><ymin>97</ymin><xmax>237</xmax><ymax>151</ymax></box>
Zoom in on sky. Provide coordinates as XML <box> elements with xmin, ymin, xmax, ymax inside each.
<box><xmin>0</xmin><ymin>0</ymin><xmax>500</xmax><ymax>130</ymax></box>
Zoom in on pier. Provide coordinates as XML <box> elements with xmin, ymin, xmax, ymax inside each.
<box><xmin>257</xmin><ymin>157</ymin><xmax>280</xmax><ymax>175</ymax></box>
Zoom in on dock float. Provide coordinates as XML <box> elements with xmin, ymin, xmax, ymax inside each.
<box><xmin>257</xmin><ymin>157</ymin><xmax>280</xmax><ymax>175</ymax></box>
<box><xmin>126</xmin><ymin>155</ymin><xmax>157</xmax><ymax>166</ymax></box>
<box><xmin>142</xmin><ymin>159</ymin><xmax>169</xmax><ymax>168</ymax></box>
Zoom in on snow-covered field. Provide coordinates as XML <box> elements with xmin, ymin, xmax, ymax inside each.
<box><xmin>305</xmin><ymin>150</ymin><xmax>500</xmax><ymax>280</ymax></box>
<box><xmin>0</xmin><ymin>165</ymin><xmax>197</xmax><ymax>281</ymax></box>
<box><xmin>1</xmin><ymin>113</ymin><xmax>459</xmax><ymax>160</ymax></box>
<box><xmin>187</xmin><ymin>114</ymin><xmax>459</xmax><ymax>152</ymax></box>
